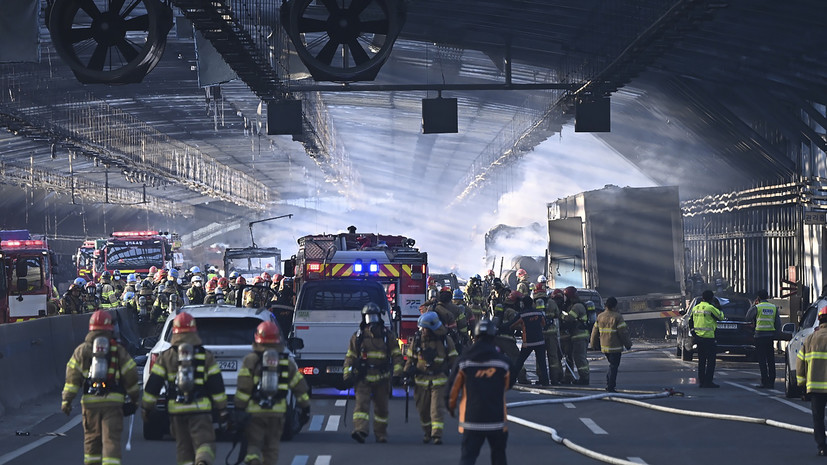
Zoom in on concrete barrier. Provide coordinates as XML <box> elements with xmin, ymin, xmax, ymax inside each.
<box><xmin>0</xmin><ymin>307</ymin><xmax>140</xmax><ymax>418</ymax></box>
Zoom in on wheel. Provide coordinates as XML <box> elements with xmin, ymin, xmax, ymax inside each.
<box><xmin>785</xmin><ymin>354</ymin><xmax>801</xmax><ymax>399</ymax></box>
<box><xmin>281</xmin><ymin>0</ymin><xmax>405</xmax><ymax>81</ymax></box>
<box><xmin>142</xmin><ymin>409</ymin><xmax>168</xmax><ymax>440</ymax></box>
<box><xmin>48</xmin><ymin>0</ymin><xmax>173</xmax><ymax>83</ymax></box>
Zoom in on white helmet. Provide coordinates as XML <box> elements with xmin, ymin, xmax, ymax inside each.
<box><xmin>537</xmin><ymin>275</ymin><xmax>547</xmax><ymax>283</ymax></box>
<box><xmin>191</xmin><ymin>275</ymin><xmax>203</xmax><ymax>283</ymax></box>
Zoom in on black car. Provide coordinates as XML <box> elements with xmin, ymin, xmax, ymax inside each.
<box><xmin>676</xmin><ymin>295</ymin><xmax>755</xmax><ymax>361</ymax></box>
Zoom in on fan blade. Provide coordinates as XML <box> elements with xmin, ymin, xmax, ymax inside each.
<box><xmin>110</xmin><ymin>0</ymin><xmax>127</xmax><ymax>15</ymax></box>
<box><xmin>116</xmin><ymin>38</ymin><xmax>139</xmax><ymax>62</ymax></box>
<box><xmin>315</xmin><ymin>40</ymin><xmax>339</xmax><ymax>65</ymax></box>
<box><xmin>348</xmin><ymin>39</ymin><xmax>369</xmax><ymax>65</ymax></box>
<box><xmin>349</xmin><ymin>0</ymin><xmax>371</xmax><ymax>16</ymax></box>
<box><xmin>77</xmin><ymin>0</ymin><xmax>102</xmax><ymax>19</ymax></box>
<box><xmin>124</xmin><ymin>14</ymin><xmax>150</xmax><ymax>31</ymax></box>
<box><xmin>68</xmin><ymin>27</ymin><xmax>95</xmax><ymax>44</ymax></box>
<box><xmin>88</xmin><ymin>43</ymin><xmax>108</xmax><ymax>70</ymax></box>
<box><xmin>319</xmin><ymin>0</ymin><xmax>340</xmax><ymax>14</ymax></box>
<box><xmin>298</xmin><ymin>17</ymin><xmax>328</xmax><ymax>33</ymax></box>
<box><xmin>361</xmin><ymin>19</ymin><xmax>388</xmax><ymax>34</ymax></box>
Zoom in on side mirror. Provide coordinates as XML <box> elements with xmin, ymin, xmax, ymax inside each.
<box><xmin>288</xmin><ymin>337</ymin><xmax>304</xmax><ymax>351</ymax></box>
<box><xmin>780</xmin><ymin>322</ymin><xmax>796</xmax><ymax>342</ymax></box>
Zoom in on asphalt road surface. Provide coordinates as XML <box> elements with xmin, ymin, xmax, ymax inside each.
<box><xmin>2</xmin><ymin>340</ymin><xmax>825</xmax><ymax>465</ymax></box>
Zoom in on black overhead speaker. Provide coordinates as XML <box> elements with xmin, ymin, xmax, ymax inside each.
<box><xmin>422</xmin><ymin>98</ymin><xmax>458</xmax><ymax>134</ymax></box>
<box><xmin>267</xmin><ymin>100</ymin><xmax>303</xmax><ymax>135</ymax></box>
<box><xmin>575</xmin><ymin>95</ymin><xmax>611</xmax><ymax>132</ymax></box>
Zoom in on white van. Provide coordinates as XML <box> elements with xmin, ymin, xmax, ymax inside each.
<box><xmin>290</xmin><ymin>279</ymin><xmax>392</xmax><ymax>389</ymax></box>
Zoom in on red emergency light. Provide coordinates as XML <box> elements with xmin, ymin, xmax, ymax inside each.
<box><xmin>1</xmin><ymin>239</ymin><xmax>45</xmax><ymax>248</ymax></box>
<box><xmin>112</xmin><ymin>230</ymin><xmax>159</xmax><ymax>237</ymax></box>
<box><xmin>307</xmin><ymin>262</ymin><xmax>321</xmax><ymax>272</ymax></box>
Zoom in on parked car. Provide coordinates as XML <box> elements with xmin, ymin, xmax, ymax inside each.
<box><xmin>141</xmin><ymin>305</ymin><xmax>304</xmax><ymax>441</ymax></box>
<box><xmin>782</xmin><ymin>297</ymin><xmax>825</xmax><ymax>398</ymax></box>
<box><xmin>676</xmin><ymin>295</ymin><xmax>755</xmax><ymax>361</ymax></box>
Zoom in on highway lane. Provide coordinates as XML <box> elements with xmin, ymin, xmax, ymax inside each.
<box><xmin>2</xmin><ymin>342</ymin><xmax>825</xmax><ymax>464</ymax></box>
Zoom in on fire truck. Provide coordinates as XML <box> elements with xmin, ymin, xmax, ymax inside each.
<box><xmin>286</xmin><ymin>229</ymin><xmax>428</xmax><ymax>343</ymax></box>
<box><xmin>74</xmin><ymin>239</ymin><xmax>104</xmax><ymax>281</ymax></box>
<box><xmin>93</xmin><ymin>230</ymin><xmax>179</xmax><ymax>279</ymax></box>
<box><xmin>0</xmin><ymin>230</ymin><xmax>58</xmax><ymax>323</ymax></box>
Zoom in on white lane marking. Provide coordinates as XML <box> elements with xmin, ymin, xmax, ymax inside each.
<box><xmin>0</xmin><ymin>414</ymin><xmax>82</xmax><ymax>465</ymax></box>
<box><xmin>325</xmin><ymin>415</ymin><xmax>341</xmax><ymax>431</ymax></box>
<box><xmin>661</xmin><ymin>351</ymin><xmax>673</xmax><ymax>358</ymax></box>
<box><xmin>335</xmin><ymin>399</ymin><xmax>347</xmax><ymax>407</ymax></box>
<box><xmin>291</xmin><ymin>456</ymin><xmax>309</xmax><ymax>465</ymax></box>
<box><xmin>717</xmin><ymin>371</ymin><xmax>728</xmax><ymax>376</ymax></box>
<box><xmin>727</xmin><ymin>381</ymin><xmax>811</xmax><ymax>414</ymax></box>
<box><xmin>627</xmin><ymin>458</ymin><xmax>648</xmax><ymax>464</ymax></box>
<box><xmin>309</xmin><ymin>415</ymin><xmax>325</xmax><ymax>431</ymax></box>
<box><xmin>315</xmin><ymin>456</ymin><xmax>332</xmax><ymax>465</ymax></box>
<box><xmin>563</xmin><ymin>402</ymin><xmax>576</xmax><ymax>409</ymax></box>
<box><xmin>580</xmin><ymin>417</ymin><xmax>608</xmax><ymax>435</ymax></box>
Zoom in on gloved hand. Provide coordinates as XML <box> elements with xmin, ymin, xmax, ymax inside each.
<box><xmin>299</xmin><ymin>405</ymin><xmax>311</xmax><ymax>426</ymax></box>
<box><xmin>60</xmin><ymin>401</ymin><xmax>72</xmax><ymax>416</ymax></box>
<box><xmin>122</xmin><ymin>401</ymin><xmax>137</xmax><ymax>417</ymax></box>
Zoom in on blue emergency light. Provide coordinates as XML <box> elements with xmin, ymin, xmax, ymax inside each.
<box><xmin>369</xmin><ymin>260</ymin><xmax>379</xmax><ymax>273</ymax></box>
<box><xmin>353</xmin><ymin>259</ymin><xmax>363</xmax><ymax>273</ymax></box>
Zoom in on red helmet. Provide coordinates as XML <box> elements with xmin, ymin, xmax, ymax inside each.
<box><xmin>441</xmin><ymin>286</ymin><xmax>451</xmax><ymax>292</ymax></box>
<box><xmin>205</xmin><ymin>280</ymin><xmax>217</xmax><ymax>292</ymax></box>
<box><xmin>516</xmin><ymin>268</ymin><xmax>527</xmax><ymax>278</ymax></box>
<box><xmin>89</xmin><ymin>310</ymin><xmax>114</xmax><ymax>331</ymax></box>
<box><xmin>85</xmin><ymin>281</ymin><xmax>97</xmax><ymax>290</ymax></box>
<box><xmin>564</xmin><ymin>286</ymin><xmax>578</xmax><ymax>299</ymax></box>
<box><xmin>273</xmin><ymin>274</ymin><xmax>283</xmax><ymax>282</ymax></box>
<box><xmin>261</xmin><ymin>272</ymin><xmax>272</xmax><ymax>281</ymax></box>
<box><xmin>148</xmin><ymin>266</ymin><xmax>158</xmax><ymax>275</ymax></box>
<box><xmin>254</xmin><ymin>321</ymin><xmax>281</xmax><ymax>345</ymax></box>
<box><xmin>253</xmin><ymin>276</ymin><xmax>264</xmax><ymax>285</ymax></box>
<box><xmin>507</xmin><ymin>291</ymin><xmax>523</xmax><ymax>302</ymax></box>
<box><xmin>551</xmin><ymin>288</ymin><xmax>564</xmax><ymax>298</ymax></box>
<box><xmin>428</xmin><ymin>276</ymin><xmax>435</xmax><ymax>285</ymax></box>
<box><xmin>487</xmin><ymin>269</ymin><xmax>495</xmax><ymax>277</ymax></box>
<box><xmin>217</xmin><ymin>277</ymin><xmax>229</xmax><ymax>288</ymax></box>
<box><xmin>534</xmin><ymin>282</ymin><xmax>545</xmax><ymax>292</ymax></box>
<box><xmin>172</xmin><ymin>312</ymin><xmax>197</xmax><ymax>334</ymax></box>
<box><xmin>819</xmin><ymin>306</ymin><xmax>827</xmax><ymax>319</ymax></box>
<box><xmin>236</xmin><ymin>276</ymin><xmax>247</xmax><ymax>286</ymax></box>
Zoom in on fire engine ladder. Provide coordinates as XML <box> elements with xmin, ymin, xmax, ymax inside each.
<box><xmin>171</xmin><ymin>0</ymin><xmax>283</xmax><ymax>99</ymax></box>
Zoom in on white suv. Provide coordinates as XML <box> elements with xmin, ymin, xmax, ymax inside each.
<box><xmin>141</xmin><ymin>305</ymin><xmax>303</xmax><ymax>440</ymax></box>
<box><xmin>782</xmin><ymin>297</ymin><xmax>826</xmax><ymax>398</ymax></box>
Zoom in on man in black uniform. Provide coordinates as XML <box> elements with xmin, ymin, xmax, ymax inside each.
<box><xmin>447</xmin><ymin>319</ymin><xmax>513</xmax><ymax>465</ymax></box>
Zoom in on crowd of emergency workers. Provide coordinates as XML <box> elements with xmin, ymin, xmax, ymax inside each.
<box><xmin>56</xmin><ymin>262</ymin><xmax>827</xmax><ymax>464</ymax></box>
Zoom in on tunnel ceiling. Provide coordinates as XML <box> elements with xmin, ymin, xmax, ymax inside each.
<box><xmin>0</xmin><ymin>0</ymin><xmax>825</xmax><ymax>236</ymax></box>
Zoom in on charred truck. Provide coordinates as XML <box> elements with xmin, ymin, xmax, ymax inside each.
<box><xmin>0</xmin><ymin>230</ymin><xmax>58</xmax><ymax>323</ymax></box>
<box><xmin>94</xmin><ymin>230</ymin><xmax>178</xmax><ymax>279</ymax></box>
<box><xmin>547</xmin><ymin>185</ymin><xmax>686</xmax><ymax>337</ymax></box>
<box><xmin>285</xmin><ymin>228</ymin><xmax>427</xmax><ymax>387</ymax></box>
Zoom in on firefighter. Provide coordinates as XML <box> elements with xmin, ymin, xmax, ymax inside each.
<box><xmin>343</xmin><ymin>303</ymin><xmax>403</xmax><ymax>443</ymax></box>
<box><xmin>136</xmin><ymin>280</ymin><xmax>155</xmax><ymax>338</ymax></box>
<box><xmin>216</xmin><ymin>277</ymin><xmax>230</xmax><ymax>304</ymax></box>
<box><xmin>492</xmin><ymin>293</ymin><xmax>524</xmax><ymax>382</ymax></box>
<box><xmin>83</xmin><ymin>281</ymin><xmax>99</xmax><ymax>313</ymax></box>
<box><xmin>590</xmin><ymin>297</ymin><xmax>633</xmax><ymax>392</ymax></box>
<box><xmin>227</xmin><ymin>276</ymin><xmax>246</xmax><ymax>306</ymax></box>
<box><xmin>513</xmin><ymin>295</ymin><xmax>550</xmax><ymax>385</ymax></box>
<box><xmin>451</xmin><ymin>289</ymin><xmax>470</xmax><ymax>348</ymax></box>
<box><xmin>561</xmin><ymin>286</ymin><xmax>590</xmax><ymax>385</ymax></box>
<box><xmin>235</xmin><ymin>321</ymin><xmax>311</xmax><ymax>465</ymax></box>
<box><xmin>147</xmin><ymin>265</ymin><xmax>158</xmax><ymax>281</ymax></box>
<box><xmin>61</xmin><ymin>310</ymin><xmax>139</xmax><ymax>465</ymax></box>
<box><xmin>60</xmin><ymin>283</ymin><xmax>84</xmax><ymax>315</ymax></box>
<box><xmin>428</xmin><ymin>290</ymin><xmax>458</xmax><ymax>331</ymax></box>
<box><xmin>203</xmin><ymin>279</ymin><xmax>219</xmax><ymax>304</ymax></box>
<box><xmin>187</xmin><ymin>275</ymin><xmax>206</xmax><ymax>305</ymax></box>
<box><xmin>142</xmin><ymin>312</ymin><xmax>228</xmax><ymax>465</ymax></box>
<box><xmin>98</xmin><ymin>271</ymin><xmax>118</xmax><ymax>309</ymax></box>
<box><xmin>206</xmin><ymin>266</ymin><xmax>219</xmax><ymax>282</ymax></box>
<box><xmin>447</xmin><ymin>318</ymin><xmax>513</xmax><ymax>465</ymax></box>
<box><xmin>464</xmin><ymin>275</ymin><xmax>487</xmax><ymax>338</ymax></box>
<box><xmin>112</xmin><ymin>270</ymin><xmax>126</xmax><ymax>298</ymax></box>
<box><xmin>404</xmin><ymin>312</ymin><xmax>458</xmax><ymax>444</ymax></box>
<box><xmin>122</xmin><ymin>291</ymin><xmax>137</xmax><ymax>315</ymax></box>
<box><xmin>275</xmin><ymin>277</ymin><xmax>295</xmax><ymax>306</ymax></box>
<box><xmin>482</xmin><ymin>269</ymin><xmax>496</xmax><ymax>297</ymax></box>
<box><xmin>541</xmin><ymin>288</ymin><xmax>563</xmax><ymax>385</ymax></box>
<box><xmin>426</xmin><ymin>276</ymin><xmax>439</xmax><ymax>302</ymax></box>
<box><xmin>488</xmin><ymin>278</ymin><xmax>510</xmax><ymax>314</ymax></box>
<box><xmin>243</xmin><ymin>277</ymin><xmax>267</xmax><ymax>308</ymax></box>
<box><xmin>516</xmin><ymin>268</ymin><xmax>531</xmax><ymax>296</ymax></box>
<box><xmin>796</xmin><ymin>305</ymin><xmax>827</xmax><ymax>456</ymax></box>
<box><xmin>124</xmin><ymin>273</ymin><xmax>138</xmax><ymax>295</ymax></box>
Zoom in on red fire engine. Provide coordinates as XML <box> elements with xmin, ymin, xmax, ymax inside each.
<box><xmin>93</xmin><ymin>230</ymin><xmax>179</xmax><ymax>279</ymax></box>
<box><xmin>0</xmin><ymin>230</ymin><xmax>58</xmax><ymax>323</ymax></box>
<box><xmin>74</xmin><ymin>239</ymin><xmax>103</xmax><ymax>282</ymax></box>
<box><xmin>287</xmin><ymin>229</ymin><xmax>428</xmax><ymax>343</ymax></box>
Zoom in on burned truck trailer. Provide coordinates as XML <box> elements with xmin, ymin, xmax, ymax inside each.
<box><xmin>547</xmin><ymin>185</ymin><xmax>685</xmax><ymax>336</ymax></box>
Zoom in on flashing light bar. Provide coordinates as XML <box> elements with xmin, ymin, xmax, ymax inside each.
<box><xmin>112</xmin><ymin>230</ymin><xmax>159</xmax><ymax>237</ymax></box>
<box><xmin>369</xmin><ymin>260</ymin><xmax>379</xmax><ymax>273</ymax></box>
<box><xmin>307</xmin><ymin>262</ymin><xmax>321</xmax><ymax>272</ymax></box>
<box><xmin>353</xmin><ymin>259</ymin><xmax>363</xmax><ymax>273</ymax></box>
<box><xmin>1</xmin><ymin>240</ymin><xmax>45</xmax><ymax>248</ymax></box>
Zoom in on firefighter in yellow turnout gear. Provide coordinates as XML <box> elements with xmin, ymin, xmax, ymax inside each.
<box><xmin>61</xmin><ymin>310</ymin><xmax>139</xmax><ymax>465</ymax></box>
<box><xmin>235</xmin><ymin>321</ymin><xmax>311</xmax><ymax>465</ymax></box>
<box><xmin>404</xmin><ymin>311</ymin><xmax>458</xmax><ymax>444</ymax></box>
<box><xmin>343</xmin><ymin>303</ymin><xmax>404</xmax><ymax>443</ymax></box>
<box><xmin>142</xmin><ymin>312</ymin><xmax>228</xmax><ymax>465</ymax></box>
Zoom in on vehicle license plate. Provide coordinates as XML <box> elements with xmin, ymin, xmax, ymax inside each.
<box><xmin>218</xmin><ymin>360</ymin><xmax>238</xmax><ymax>371</ymax></box>
<box><xmin>326</xmin><ymin>366</ymin><xmax>344</xmax><ymax>374</ymax></box>
<box><xmin>717</xmin><ymin>323</ymin><xmax>737</xmax><ymax>330</ymax></box>
<box><xmin>631</xmin><ymin>301</ymin><xmax>647</xmax><ymax>311</ymax></box>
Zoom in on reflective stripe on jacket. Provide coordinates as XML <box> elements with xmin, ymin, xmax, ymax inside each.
<box><xmin>690</xmin><ymin>301</ymin><xmax>725</xmax><ymax>338</ymax></box>
<box><xmin>796</xmin><ymin>324</ymin><xmax>827</xmax><ymax>393</ymax></box>
<box><xmin>755</xmin><ymin>302</ymin><xmax>778</xmax><ymax>333</ymax></box>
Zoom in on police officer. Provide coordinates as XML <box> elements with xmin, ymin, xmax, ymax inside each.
<box><xmin>689</xmin><ymin>290</ymin><xmax>725</xmax><ymax>388</ymax></box>
<box><xmin>590</xmin><ymin>297</ymin><xmax>633</xmax><ymax>392</ymax></box>
<box><xmin>142</xmin><ymin>312</ymin><xmax>228</xmax><ymax>465</ymax></box>
<box><xmin>796</xmin><ymin>305</ymin><xmax>827</xmax><ymax>456</ymax></box>
<box><xmin>447</xmin><ymin>319</ymin><xmax>513</xmax><ymax>465</ymax></box>
<box><xmin>234</xmin><ymin>321</ymin><xmax>311</xmax><ymax>465</ymax></box>
<box><xmin>343</xmin><ymin>303</ymin><xmax>403</xmax><ymax>443</ymax></box>
<box><xmin>60</xmin><ymin>283</ymin><xmax>84</xmax><ymax>315</ymax></box>
<box><xmin>404</xmin><ymin>312</ymin><xmax>458</xmax><ymax>444</ymax></box>
<box><xmin>61</xmin><ymin>310</ymin><xmax>139</xmax><ymax>465</ymax></box>
<box><xmin>513</xmin><ymin>295</ymin><xmax>549</xmax><ymax>386</ymax></box>
<box><xmin>745</xmin><ymin>289</ymin><xmax>781</xmax><ymax>389</ymax></box>
<box><xmin>187</xmin><ymin>275</ymin><xmax>206</xmax><ymax>305</ymax></box>
<box><xmin>561</xmin><ymin>286</ymin><xmax>590</xmax><ymax>385</ymax></box>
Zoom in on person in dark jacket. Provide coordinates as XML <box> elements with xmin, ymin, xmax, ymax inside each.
<box><xmin>512</xmin><ymin>296</ymin><xmax>549</xmax><ymax>385</ymax></box>
<box><xmin>447</xmin><ymin>319</ymin><xmax>513</xmax><ymax>465</ymax></box>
